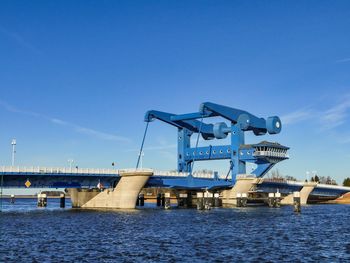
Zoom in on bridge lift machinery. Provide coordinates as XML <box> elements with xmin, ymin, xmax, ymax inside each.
<box><xmin>143</xmin><ymin>102</ymin><xmax>289</xmax><ymax>186</ymax></box>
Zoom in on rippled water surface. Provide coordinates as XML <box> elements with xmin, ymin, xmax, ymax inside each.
<box><xmin>1</xmin><ymin>199</ymin><xmax>349</xmax><ymax>262</ymax></box>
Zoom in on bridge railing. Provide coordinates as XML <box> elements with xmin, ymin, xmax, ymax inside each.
<box><xmin>0</xmin><ymin>166</ymin><xmax>119</xmax><ymax>175</ymax></box>
<box><xmin>154</xmin><ymin>170</ymin><xmax>216</xmax><ymax>179</ymax></box>
<box><xmin>1</xmin><ymin>166</ymin><xmax>229</xmax><ymax>179</ymax></box>
<box><xmin>253</xmin><ymin>150</ymin><xmax>289</xmax><ymax>158</ymax></box>
<box><xmin>119</xmin><ymin>168</ymin><xmax>154</xmax><ymax>173</ymax></box>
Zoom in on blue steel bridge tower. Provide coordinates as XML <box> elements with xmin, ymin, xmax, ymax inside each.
<box><xmin>144</xmin><ymin>102</ymin><xmax>289</xmax><ymax>183</ymax></box>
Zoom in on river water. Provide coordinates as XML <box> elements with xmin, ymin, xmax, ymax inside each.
<box><xmin>1</xmin><ymin>198</ymin><xmax>349</xmax><ymax>262</ymax></box>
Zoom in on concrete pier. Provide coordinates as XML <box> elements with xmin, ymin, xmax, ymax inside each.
<box><xmin>69</xmin><ymin>169</ymin><xmax>153</xmax><ymax>209</ymax></box>
<box><xmin>221</xmin><ymin>175</ymin><xmax>257</xmax><ymax>206</ymax></box>
<box><xmin>281</xmin><ymin>182</ymin><xmax>317</xmax><ymax>205</ymax></box>
<box><xmin>67</xmin><ymin>188</ymin><xmax>101</xmax><ymax>208</ymax></box>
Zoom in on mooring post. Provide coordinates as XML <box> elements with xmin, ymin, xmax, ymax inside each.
<box><xmin>10</xmin><ymin>194</ymin><xmax>15</xmax><ymax>204</ymax></box>
<box><xmin>161</xmin><ymin>194</ymin><xmax>166</xmax><ymax>207</ymax></box>
<box><xmin>164</xmin><ymin>193</ymin><xmax>171</xmax><ymax>209</ymax></box>
<box><xmin>204</xmin><ymin>192</ymin><xmax>212</xmax><ymax>210</ymax></box>
<box><xmin>37</xmin><ymin>193</ymin><xmax>47</xmax><ymax>207</ymax></box>
<box><xmin>241</xmin><ymin>193</ymin><xmax>248</xmax><ymax>207</ymax></box>
<box><xmin>156</xmin><ymin>193</ymin><xmax>161</xmax><ymax>206</ymax></box>
<box><xmin>293</xmin><ymin>192</ymin><xmax>301</xmax><ymax>213</ymax></box>
<box><xmin>275</xmin><ymin>192</ymin><xmax>281</xmax><ymax>208</ymax></box>
<box><xmin>178</xmin><ymin>193</ymin><xmax>188</xmax><ymax>208</ymax></box>
<box><xmin>60</xmin><ymin>193</ymin><xmax>65</xmax><ymax>208</ymax></box>
<box><xmin>196</xmin><ymin>192</ymin><xmax>204</xmax><ymax>210</ymax></box>
<box><xmin>136</xmin><ymin>195</ymin><xmax>140</xmax><ymax>206</ymax></box>
<box><xmin>186</xmin><ymin>192</ymin><xmax>193</xmax><ymax>208</ymax></box>
<box><xmin>236</xmin><ymin>193</ymin><xmax>242</xmax><ymax>207</ymax></box>
<box><xmin>139</xmin><ymin>193</ymin><xmax>145</xmax><ymax>206</ymax></box>
<box><xmin>268</xmin><ymin>193</ymin><xmax>274</xmax><ymax>207</ymax></box>
<box><xmin>214</xmin><ymin>193</ymin><xmax>221</xmax><ymax>207</ymax></box>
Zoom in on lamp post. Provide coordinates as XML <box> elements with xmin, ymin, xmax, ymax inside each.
<box><xmin>11</xmin><ymin>139</ymin><xmax>16</xmax><ymax>167</ymax></box>
<box><xmin>306</xmin><ymin>171</ymin><xmax>310</xmax><ymax>182</ymax></box>
<box><xmin>68</xmin><ymin>159</ymin><xmax>74</xmax><ymax>173</ymax></box>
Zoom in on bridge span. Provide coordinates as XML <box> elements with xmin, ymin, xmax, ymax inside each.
<box><xmin>0</xmin><ymin>166</ymin><xmax>232</xmax><ymax>190</ymax></box>
<box><xmin>2</xmin><ymin>166</ymin><xmax>349</xmax><ymax>208</ymax></box>
<box><xmin>2</xmin><ymin>102</ymin><xmax>348</xmax><ymax>209</ymax></box>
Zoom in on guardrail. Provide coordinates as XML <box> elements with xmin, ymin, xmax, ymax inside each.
<box><xmin>0</xmin><ymin>166</ymin><xmax>119</xmax><ymax>175</ymax></box>
<box><xmin>119</xmin><ymin>168</ymin><xmax>154</xmax><ymax>173</ymax></box>
<box><xmin>1</xmin><ymin>166</ymin><xmax>225</xmax><ymax>179</ymax></box>
<box><xmin>254</xmin><ymin>151</ymin><xmax>289</xmax><ymax>158</ymax></box>
<box><xmin>154</xmin><ymin>170</ymin><xmax>216</xmax><ymax>179</ymax></box>
<box><xmin>316</xmin><ymin>183</ymin><xmax>350</xmax><ymax>191</ymax></box>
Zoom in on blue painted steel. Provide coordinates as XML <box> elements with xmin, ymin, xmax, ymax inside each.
<box><xmin>170</xmin><ymin>112</ymin><xmax>212</xmax><ymax>121</ymax></box>
<box><xmin>311</xmin><ymin>185</ymin><xmax>350</xmax><ymax>197</ymax></box>
<box><xmin>256</xmin><ymin>181</ymin><xmax>303</xmax><ymax>194</ymax></box>
<box><xmin>256</xmin><ymin>181</ymin><xmax>350</xmax><ymax>198</ymax></box>
<box><xmin>3</xmin><ymin>102</ymin><xmax>288</xmax><ymax>191</ymax></box>
<box><xmin>1</xmin><ymin>171</ymin><xmax>232</xmax><ymax>190</ymax></box>
<box><xmin>3</xmin><ymin>170</ymin><xmax>349</xmax><ymax>200</ymax></box>
<box><xmin>144</xmin><ymin>110</ymin><xmax>214</xmax><ymax>139</ymax></box>
<box><xmin>146</xmin><ymin>176</ymin><xmax>232</xmax><ymax>190</ymax></box>
<box><xmin>184</xmin><ymin>145</ymin><xmax>231</xmax><ymax>161</ymax></box>
<box><xmin>144</xmin><ymin>102</ymin><xmax>288</xmax><ymax>184</ymax></box>
<box><xmin>1</xmin><ymin>172</ymin><xmax>119</xmax><ymax>188</ymax></box>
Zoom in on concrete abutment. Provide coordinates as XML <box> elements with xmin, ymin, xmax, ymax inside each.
<box><xmin>68</xmin><ymin>170</ymin><xmax>153</xmax><ymax>209</ymax></box>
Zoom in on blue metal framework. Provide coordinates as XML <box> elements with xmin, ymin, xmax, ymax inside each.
<box><xmin>145</xmin><ymin>102</ymin><xmax>289</xmax><ymax>184</ymax></box>
<box><xmin>2</xmin><ymin>102</ymin><xmax>289</xmax><ymax>191</ymax></box>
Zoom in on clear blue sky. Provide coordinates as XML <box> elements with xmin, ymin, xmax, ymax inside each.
<box><xmin>1</xmin><ymin>1</ymin><xmax>350</xmax><ymax>184</ymax></box>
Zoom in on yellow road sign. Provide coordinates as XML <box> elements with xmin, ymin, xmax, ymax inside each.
<box><xmin>25</xmin><ymin>179</ymin><xmax>31</xmax><ymax>188</ymax></box>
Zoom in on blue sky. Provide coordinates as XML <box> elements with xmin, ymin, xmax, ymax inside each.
<box><xmin>1</xmin><ymin>1</ymin><xmax>350</xmax><ymax>184</ymax></box>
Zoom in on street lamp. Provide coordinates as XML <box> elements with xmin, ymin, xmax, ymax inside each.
<box><xmin>68</xmin><ymin>159</ymin><xmax>74</xmax><ymax>172</ymax></box>
<box><xmin>306</xmin><ymin>171</ymin><xmax>310</xmax><ymax>181</ymax></box>
<box><xmin>11</xmin><ymin>139</ymin><xmax>16</xmax><ymax>166</ymax></box>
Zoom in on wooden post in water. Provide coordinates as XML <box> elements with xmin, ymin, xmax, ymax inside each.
<box><xmin>214</xmin><ymin>193</ymin><xmax>221</xmax><ymax>207</ymax></box>
<box><xmin>139</xmin><ymin>193</ymin><xmax>145</xmax><ymax>206</ymax></box>
<box><xmin>204</xmin><ymin>192</ymin><xmax>212</xmax><ymax>210</ymax></box>
<box><xmin>37</xmin><ymin>193</ymin><xmax>47</xmax><ymax>207</ymax></box>
<box><xmin>241</xmin><ymin>193</ymin><xmax>248</xmax><ymax>207</ymax></box>
<box><xmin>267</xmin><ymin>193</ymin><xmax>275</xmax><ymax>207</ymax></box>
<box><xmin>156</xmin><ymin>193</ymin><xmax>162</xmax><ymax>207</ymax></box>
<box><xmin>178</xmin><ymin>193</ymin><xmax>188</xmax><ymax>208</ymax></box>
<box><xmin>293</xmin><ymin>192</ymin><xmax>301</xmax><ymax>213</ymax></box>
<box><xmin>236</xmin><ymin>193</ymin><xmax>242</xmax><ymax>207</ymax></box>
<box><xmin>196</xmin><ymin>192</ymin><xmax>204</xmax><ymax>210</ymax></box>
<box><xmin>60</xmin><ymin>194</ymin><xmax>65</xmax><ymax>208</ymax></box>
<box><xmin>164</xmin><ymin>193</ymin><xmax>171</xmax><ymax>209</ymax></box>
<box><xmin>275</xmin><ymin>192</ymin><xmax>281</xmax><ymax>208</ymax></box>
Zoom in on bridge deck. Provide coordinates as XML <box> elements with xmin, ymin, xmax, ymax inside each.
<box><xmin>0</xmin><ymin>166</ymin><xmax>230</xmax><ymax>189</ymax></box>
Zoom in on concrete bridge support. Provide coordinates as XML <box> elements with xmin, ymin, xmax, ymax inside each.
<box><xmin>68</xmin><ymin>170</ymin><xmax>153</xmax><ymax>209</ymax></box>
<box><xmin>221</xmin><ymin>175</ymin><xmax>258</xmax><ymax>206</ymax></box>
<box><xmin>281</xmin><ymin>182</ymin><xmax>317</xmax><ymax>205</ymax></box>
